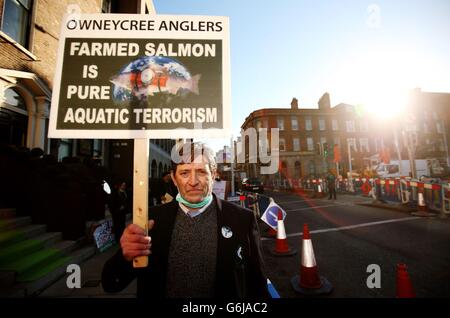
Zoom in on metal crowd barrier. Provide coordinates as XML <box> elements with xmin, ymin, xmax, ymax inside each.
<box><xmin>236</xmin><ymin>176</ymin><xmax>450</xmax><ymax>217</ymax></box>
<box><xmin>372</xmin><ymin>177</ymin><xmax>449</xmax><ymax>216</ymax></box>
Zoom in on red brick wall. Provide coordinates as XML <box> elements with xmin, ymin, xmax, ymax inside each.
<box><xmin>0</xmin><ymin>0</ymin><xmax>102</xmax><ymax>88</ymax></box>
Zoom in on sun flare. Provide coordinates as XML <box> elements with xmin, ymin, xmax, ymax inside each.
<box><xmin>330</xmin><ymin>43</ymin><xmax>428</xmax><ymax>119</ymax></box>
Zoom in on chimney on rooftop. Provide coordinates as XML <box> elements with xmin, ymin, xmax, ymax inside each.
<box><xmin>291</xmin><ymin>97</ymin><xmax>298</xmax><ymax>109</ymax></box>
<box><xmin>318</xmin><ymin>93</ymin><xmax>331</xmax><ymax>110</ymax></box>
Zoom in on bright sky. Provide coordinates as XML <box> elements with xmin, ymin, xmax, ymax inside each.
<box><xmin>154</xmin><ymin>0</ymin><xmax>450</xmax><ymax>152</ymax></box>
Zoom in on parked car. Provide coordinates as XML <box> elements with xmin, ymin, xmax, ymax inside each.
<box><xmin>241</xmin><ymin>178</ymin><xmax>264</xmax><ymax>193</ymax></box>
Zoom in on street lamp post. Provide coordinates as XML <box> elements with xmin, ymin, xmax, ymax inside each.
<box><xmin>347</xmin><ymin>141</ymin><xmax>354</xmax><ymax>192</ymax></box>
<box><xmin>402</xmin><ymin>129</ymin><xmax>417</xmax><ymax>179</ymax></box>
<box><xmin>441</xmin><ymin>119</ymin><xmax>450</xmax><ymax>167</ymax></box>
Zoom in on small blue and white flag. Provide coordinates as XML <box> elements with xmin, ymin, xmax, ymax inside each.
<box><xmin>260</xmin><ymin>200</ymin><xmax>286</xmax><ymax>230</ymax></box>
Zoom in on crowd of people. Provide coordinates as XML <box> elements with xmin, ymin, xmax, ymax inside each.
<box><xmin>0</xmin><ymin>144</ymin><xmax>189</xmax><ymax>242</ymax></box>
<box><xmin>0</xmin><ymin>144</ymin><xmax>126</xmax><ymax>240</ymax></box>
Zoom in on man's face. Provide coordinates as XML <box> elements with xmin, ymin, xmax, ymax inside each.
<box><xmin>171</xmin><ymin>158</ymin><xmax>215</xmax><ymax>204</ymax></box>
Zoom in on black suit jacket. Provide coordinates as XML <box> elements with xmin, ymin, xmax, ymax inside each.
<box><xmin>102</xmin><ymin>194</ymin><xmax>270</xmax><ymax>298</ymax></box>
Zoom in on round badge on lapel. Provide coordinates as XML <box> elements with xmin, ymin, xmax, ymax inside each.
<box><xmin>221</xmin><ymin>226</ymin><xmax>233</xmax><ymax>238</ymax></box>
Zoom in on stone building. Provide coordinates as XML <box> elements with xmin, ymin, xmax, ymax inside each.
<box><xmin>240</xmin><ymin>91</ymin><xmax>450</xmax><ymax>184</ymax></box>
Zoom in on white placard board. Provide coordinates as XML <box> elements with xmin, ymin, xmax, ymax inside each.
<box><xmin>49</xmin><ymin>13</ymin><xmax>231</xmax><ymax>139</ymax></box>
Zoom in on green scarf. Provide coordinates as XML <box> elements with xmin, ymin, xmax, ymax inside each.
<box><xmin>176</xmin><ymin>193</ymin><xmax>213</xmax><ymax>209</ymax></box>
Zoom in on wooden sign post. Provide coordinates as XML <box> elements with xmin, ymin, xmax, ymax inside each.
<box><xmin>132</xmin><ymin>0</ymin><xmax>156</xmax><ymax>269</ymax></box>
<box><xmin>132</xmin><ymin>138</ymin><xmax>150</xmax><ymax>267</ymax></box>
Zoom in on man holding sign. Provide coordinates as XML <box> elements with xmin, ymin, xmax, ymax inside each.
<box><xmin>102</xmin><ymin>142</ymin><xmax>269</xmax><ymax>298</ymax></box>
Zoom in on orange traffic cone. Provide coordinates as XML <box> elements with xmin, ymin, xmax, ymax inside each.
<box><xmin>291</xmin><ymin>223</ymin><xmax>333</xmax><ymax>295</ymax></box>
<box><xmin>396</xmin><ymin>263</ymin><xmax>416</xmax><ymax>298</ymax></box>
<box><xmin>239</xmin><ymin>194</ymin><xmax>246</xmax><ymax>208</ymax></box>
<box><xmin>314</xmin><ymin>182</ymin><xmax>325</xmax><ymax>198</ymax></box>
<box><xmin>412</xmin><ymin>187</ymin><xmax>436</xmax><ymax>217</ymax></box>
<box><xmin>270</xmin><ymin>211</ymin><xmax>297</xmax><ymax>256</ymax></box>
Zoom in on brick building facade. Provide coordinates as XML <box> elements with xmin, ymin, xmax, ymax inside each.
<box><xmin>240</xmin><ymin>91</ymin><xmax>450</xmax><ymax>183</ymax></box>
<box><xmin>0</xmin><ymin>0</ymin><xmax>103</xmax><ymax>156</ymax></box>
<box><xmin>0</xmin><ymin>0</ymin><xmax>176</xmax><ymax>182</ymax></box>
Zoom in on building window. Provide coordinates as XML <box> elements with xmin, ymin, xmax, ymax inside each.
<box><xmin>279</xmin><ymin>138</ymin><xmax>286</xmax><ymax>151</ymax></box>
<box><xmin>293</xmin><ymin>138</ymin><xmax>300</xmax><ymax>151</ymax></box>
<box><xmin>2</xmin><ymin>87</ymin><xmax>28</xmax><ymax>115</ymax></box>
<box><xmin>291</xmin><ymin>117</ymin><xmax>298</xmax><ymax>130</ymax></box>
<box><xmin>333</xmin><ymin>137</ymin><xmax>340</xmax><ymax>146</ymax></box>
<box><xmin>319</xmin><ymin>119</ymin><xmax>326</xmax><ymax>131</ymax></box>
<box><xmin>438</xmin><ymin>139</ymin><xmax>445</xmax><ymax>151</ymax></box>
<box><xmin>346</xmin><ymin>120</ymin><xmax>355</xmax><ymax>132</ymax></box>
<box><xmin>307</xmin><ymin>137</ymin><xmax>314</xmax><ymax>151</ymax></box>
<box><xmin>305</xmin><ymin>118</ymin><xmax>312</xmax><ymax>131</ymax></box>
<box><xmin>295</xmin><ymin>161</ymin><xmax>301</xmax><ymax>178</ymax></box>
<box><xmin>332</xmin><ymin>119</ymin><xmax>339</xmax><ymax>131</ymax></box>
<box><xmin>426</xmin><ymin>138</ymin><xmax>435</xmax><ymax>151</ymax></box>
<box><xmin>277</xmin><ymin>117</ymin><xmax>284</xmax><ymax>131</ymax></box>
<box><xmin>158</xmin><ymin>162</ymin><xmax>163</xmax><ymax>177</ymax></box>
<box><xmin>374</xmin><ymin>138</ymin><xmax>384</xmax><ymax>152</ymax></box>
<box><xmin>359</xmin><ymin>138</ymin><xmax>369</xmax><ymax>152</ymax></box>
<box><xmin>360</xmin><ymin>121</ymin><xmax>369</xmax><ymax>132</ymax></box>
<box><xmin>436</xmin><ymin>122</ymin><xmax>443</xmax><ymax>134</ymax></box>
<box><xmin>347</xmin><ymin>138</ymin><xmax>357</xmax><ymax>151</ymax></box>
<box><xmin>93</xmin><ymin>140</ymin><xmax>102</xmax><ymax>157</ymax></box>
<box><xmin>423</xmin><ymin>123</ymin><xmax>429</xmax><ymax>133</ymax></box>
<box><xmin>58</xmin><ymin>139</ymin><xmax>72</xmax><ymax>161</ymax></box>
<box><xmin>259</xmin><ymin>136</ymin><xmax>269</xmax><ymax>152</ymax></box>
<box><xmin>1</xmin><ymin>0</ymin><xmax>33</xmax><ymax>48</ymax></box>
<box><xmin>151</xmin><ymin>160</ymin><xmax>157</xmax><ymax>178</ymax></box>
<box><xmin>308</xmin><ymin>160</ymin><xmax>315</xmax><ymax>175</ymax></box>
<box><xmin>255</xmin><ymin>119</ymin><xmax>262</xmax><ymax>130</ymax></box>
<box><xmin>320</xmin><ymin>137</ymin><xmax>327</xmax><ymax>145</ymax></box>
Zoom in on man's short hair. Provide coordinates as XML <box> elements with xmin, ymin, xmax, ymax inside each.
<box><xmin>171</xmin><ymin>142</ymin><xmax>217</xmax><ymax>173</ymax></box>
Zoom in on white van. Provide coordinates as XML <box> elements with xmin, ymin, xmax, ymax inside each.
<box><xmin>375</xmin><ymin>160</ymin><xmax>429</xmax><ymax>178</ymax></box>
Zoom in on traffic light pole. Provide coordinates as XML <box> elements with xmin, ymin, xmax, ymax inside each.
<box><xmin>393</xmin><ymin>126</ymin><xmax>404</xmax><ymax>194</ymax></box>
<box><xmin>323</xmin><ymin>143</ymin><xmax>329</xmax><ymax>173</ymax></box>
<box><xmin>317</xmin><ymin>142</ymin><xmax>329</xmax><ymax>175</ymax></box>
<box><xmin>335</xmin><ymin>161</ymin><xmax>340</xmax><ymax>190</ymax></box>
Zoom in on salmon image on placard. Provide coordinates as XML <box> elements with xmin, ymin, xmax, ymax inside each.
<box><xmin>110</xmin><ymin>56</ymin><xmax>201</xmax><ymax>102</ymax></box>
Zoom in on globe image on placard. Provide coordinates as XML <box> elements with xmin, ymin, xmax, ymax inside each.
<box><xmin>110</xmin><ymin>56</ymin><xmax>201</xmax><ymax>102</ymax></box>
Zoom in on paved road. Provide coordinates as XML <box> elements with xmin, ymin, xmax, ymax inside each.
<box><xmin>260</xmin><ymin>191</ymin><xmax>450</xmax><ymax>298</ymax></box>
<box><xmin>39</xmin><ymin>191</ymin><xmax>450</xmax><ymax>299</ymax></box>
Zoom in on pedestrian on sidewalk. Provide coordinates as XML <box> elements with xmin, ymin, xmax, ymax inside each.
<box><xmin>102</xmin><ymin>142</ymin><xmax>269</xmax><ymax>298</ymax></box>
<box><xmin>327</xmin><ymin>170</ymin><xmax>337</xmax><ymax>200</ymax></box>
